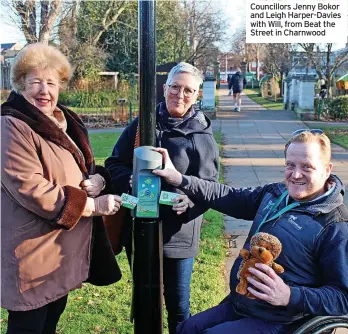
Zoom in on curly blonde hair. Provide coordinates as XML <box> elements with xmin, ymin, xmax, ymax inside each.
<box><xmin>11</xmin><ymin>43</ymin><xmax>72</xmax><ymax>91</ymax></box>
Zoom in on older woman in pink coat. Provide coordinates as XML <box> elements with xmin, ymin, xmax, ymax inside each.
<box><xmin>1</xmin><ymin>43</ymin><xmax>122</xmax><ymax>334</ymax></box>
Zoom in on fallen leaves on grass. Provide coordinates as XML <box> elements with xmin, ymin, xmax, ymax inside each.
<box><xmin>327</xmin><ymin>129</ymin><xmax>348</xmax><ymax>135</ymax></box>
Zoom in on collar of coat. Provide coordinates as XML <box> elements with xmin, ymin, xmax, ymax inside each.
<box><xmin>1</xmin><ymin>91</ymin><xmax>94</xmax><ymax>175</ymax></box>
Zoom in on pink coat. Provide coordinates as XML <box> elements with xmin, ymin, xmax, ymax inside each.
<box><xmin>1</xmin><ymin>92</ymin><xmax>121</xmax><ymax>311</ymax></box>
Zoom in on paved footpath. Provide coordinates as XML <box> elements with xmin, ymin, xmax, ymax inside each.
<box><xmin>213</xmin><ymin>85</ymin><xmax>348</xmax><ymax>292</ymax></box>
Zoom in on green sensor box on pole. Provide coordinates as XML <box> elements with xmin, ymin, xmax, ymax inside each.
<box><xmin>132</xmin><ymin>146</ymin><xmax>162</xmax><ymax>219</ymax></box>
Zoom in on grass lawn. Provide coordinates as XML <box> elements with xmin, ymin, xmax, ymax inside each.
<box><xmin>311</xmin><ymin>126</ymin><xmax>348</xmax><ymax>149</ymax></box>
<box><xmin>244</xmin><ymin>88</ymin><xmax>284</xmax><ymax>111</ymax></box>
<box><xmin>215</xmin><ymin>87</ymin><xmax>220</xmax><ymax>107</ymax></box>
<box><xmin>1</xmin><ymin>132</ymin><xmax>226</xmax><ymax>334</ymax></box>
<box><xmin>89</xmin><ymin>132</ymin><xmax>122</xmax><ymax>165</ymax></box>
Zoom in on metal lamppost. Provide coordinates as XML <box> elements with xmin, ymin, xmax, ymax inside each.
<box><xmin>131</xmin><ymin>1</ymin><xmax>163</xmax><ymax>333</ymax></box>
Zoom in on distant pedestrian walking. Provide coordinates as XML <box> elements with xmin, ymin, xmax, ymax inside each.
<box><xmin>231</xmin><ymin>68</ymin><xmax>247</xmax><ymax>112</ymax></box>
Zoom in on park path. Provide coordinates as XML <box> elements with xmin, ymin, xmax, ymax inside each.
<box><xmin>213</xmin><ymin>85</ymin><xmax>348</xmax><ymax>292</ymax></box>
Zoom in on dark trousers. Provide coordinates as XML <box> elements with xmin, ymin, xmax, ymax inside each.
<box><xmin>126</xmin><ymin>247</ymin><xmax>194</xmax><ymax>334</ymax></box>
<box><xmin>176</xmin><ymin>301</ymin><xmax>291</xmax><ymax>334</ymax></box>
<box><xmin>7</xmin><ymin>295</ymin><xmax>68</xmax><ymax>334</ymax></box>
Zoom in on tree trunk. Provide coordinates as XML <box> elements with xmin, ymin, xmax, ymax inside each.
<box><xmin>15</xmin><ymin>0</ymin><xmax>37</xmax><ymax>43</ymax></box>
<box><xmin>256</xmin><ymin>60</ymin><xmax>259</xmax><ymax>80</ymax></box>
<box><xmin>38</xmin><ymin>0</ymin><xmax>62</xmax><ymax>44</ymax></box>
<box><xmin>328</xmin><ymin>75</ymin><xmax>334</xmax><ymax>99</ymax></box>
<box><xmin>91</xmin><ymin>2</ymin><xmax>127</xmax><ymax>46</ymax></box>
<box><xmin>14</xmin><ymin>0</ymin><xmax>61</xmax><ymax>44</ymax></box>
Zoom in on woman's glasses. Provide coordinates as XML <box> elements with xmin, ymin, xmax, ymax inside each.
<box><xmin>167</xmin><ymin>84</ymin><xmax>196</xmax><ymax>98</ymax></box>
<box><xmin>291</xmin><ymin>129</ymin><xmax>324</xmax><ymax>137</ymax></box>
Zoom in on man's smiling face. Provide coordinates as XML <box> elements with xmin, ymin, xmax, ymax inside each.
<box><xmin>285</xmin><ymin>141</ymin><xmax>332</xmax><ymax>202</ymax></box>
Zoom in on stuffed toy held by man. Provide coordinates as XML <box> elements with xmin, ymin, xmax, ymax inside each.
<box><xmin>236</xmin><ymin>232</ymin><xmax>284</xmax><ymax>299</ymax></box>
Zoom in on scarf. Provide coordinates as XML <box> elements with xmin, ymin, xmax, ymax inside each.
<box><xmin>1</xmin><ymin>91</ymin><xmax>94</xmax><ymax>175</ymax></box>
<box><xmin>158</xmin><ymin>101</ymin><xmax>197</xmax><ymax>130</ymax></box>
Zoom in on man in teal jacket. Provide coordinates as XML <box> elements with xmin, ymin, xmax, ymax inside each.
<box><xmin>154</xmin><ymin>129</ymin><xmax>348</xmax><ymax>334</ymax></box>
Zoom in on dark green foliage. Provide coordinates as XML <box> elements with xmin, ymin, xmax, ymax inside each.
<box><xmin>315</xmin><ymin>96</ymin><xmax>348</xmax><ymax>120</ymax></box>
<box><xmin>327</xmin><ymin>96</ymin><xmax>348</xmax><ymax>119</ymax></box>
<box><xmin>100</xmin><ymin>2</ymin><xmax>138</xmax><ymax>74</ymax></box>
<box><xmin>59</xmin><ymin>90</ymin><xmax>131</xmax><ymax>108</ymax></box>
<box><xmin>59</xmin><ymin>91</ymin><xmax>113</xmax><ymax>108</ymax></box>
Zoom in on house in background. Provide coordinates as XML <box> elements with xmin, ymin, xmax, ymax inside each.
<box><xmin>1</xmin><ymin>42</ymin><xmax>23</xmax><ymax>89</ymax></box>
<box><xmin>333</xmin><ymin>42</ymin><xmax>348</xmax><ymax>78</ymax></box>
<box><xmin>288</xmin><ymin>51</ymin><xmax>317</xmax><ymax>77</ymax></box>
<box><xmin>1</xmin><ymin>42</ymin><xmax>22</xmax><ymax>63</ymax></box>
<box><xmin>288</xmin><ymin>39</ymin><xmax>348</xmax><ymax>79</ymax></box>
<box><xmin>217</xmin><ymin>52</ymin><xmax>264</xmax><ymax>82</ymax></box>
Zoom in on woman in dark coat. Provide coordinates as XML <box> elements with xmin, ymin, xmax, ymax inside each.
<box><xmin>105</xmin><ymin>62</ymin><xmax>219</xmax><ymax>334</ymax></box>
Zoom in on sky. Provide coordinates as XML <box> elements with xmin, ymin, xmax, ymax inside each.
<box><xmin>0</xmin><ymin>1</ymin><xmax>346</xmax><ymax>51</ymax></box>
<box><xmin>0</xmin><ymin>21</ymin><xmax>26</xmax><ymax>45</ymax></box>
<box><xmin>218</xmin><ymin>0</ymin><xmax>247</xmax><ymax>51</ymax></box>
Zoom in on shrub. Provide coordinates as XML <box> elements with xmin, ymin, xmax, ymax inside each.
<box><xmin>58</xmin><ymin>91</ymin><xmax>79</xmax><ymax>106</ymax></box>
<box><xmin>59</xmin><ymin>89</ymin><xmax>135</xmax><ymax>108</ymax></box>
<box><xmin>314</xmin><ymin>96</ymin><xmax>348</xmax><ymax>120</ymax></box>
<box><xmin>327</xmin><ymin>96</ymin><xmax>348</xmax><ymax>119</ymax></box>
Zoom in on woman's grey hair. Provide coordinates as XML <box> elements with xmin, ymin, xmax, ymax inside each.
<box><xmin>166</xmin><ymin>62</ymin><xmax>204</xmax><ymax>87</ymax></box>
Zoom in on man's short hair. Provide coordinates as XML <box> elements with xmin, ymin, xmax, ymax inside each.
<box><xmin>284</xmin><ymin>131</ymin><xmax>331</xmax><ymax>165</ymax></box>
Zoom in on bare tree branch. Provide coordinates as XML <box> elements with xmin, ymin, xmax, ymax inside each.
<box><xmin>91</xmin><ymin>0</ymin><xmax>128</xmax><ymax>46</ymax></box>
<box><xmin>9</xmin><ymin>0</ymin><xmax>62</xmax><ymax>44</ymax></box>
<box><xmin>299</xmin><ymin>43</ymin><xmax>348</xmax><ymax>97</ymax></box>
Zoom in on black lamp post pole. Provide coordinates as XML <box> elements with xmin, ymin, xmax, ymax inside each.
<box><xmin>132</xmin><ymin>1</ymin><xmax>163</xmax><ymax>333</ymax></box>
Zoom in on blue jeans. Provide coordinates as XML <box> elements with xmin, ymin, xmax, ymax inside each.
<box><xmin>163</xmin><ymin>257</ymin><xmax>194</xmax><ymax>334</ymax></box>
<box><xmin>176</xmin><ymin>301</ymin><xmax>291</xmax><ymax>334</ymax></box>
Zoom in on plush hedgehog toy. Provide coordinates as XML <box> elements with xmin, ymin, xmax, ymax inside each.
<box><xmin>236</xmin><ymin>232</ymin><xmax>284</xmax><ymax>299</ymax></box>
